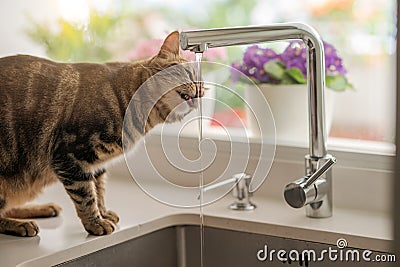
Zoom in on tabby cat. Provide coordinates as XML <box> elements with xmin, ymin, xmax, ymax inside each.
<box><xmin>0</xmin><ymin>31</ymin><xmax>201</xmax><ymax>237</ymax></box>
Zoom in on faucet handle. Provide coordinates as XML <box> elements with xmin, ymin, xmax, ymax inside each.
<box><xmin>304</xmin><ymin>156</ymin><xmax>336</xmax><ymax>188</ymax></box>
<box><xmin>284</xmin><ymin>156</ymin><xmax>336</xmax><ymax>209</ymax></box>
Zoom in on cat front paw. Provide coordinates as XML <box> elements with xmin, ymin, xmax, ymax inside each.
<box><xmin>14</xmin><ymin>221</ymin><xmax>40</xmax><ymax>237</ymax></box>
<box><xmin>101</xmin><ymin>210</ymin><xmax>119</xmax><ymax>224</ymax></box>
<box><xmin>84</xmin><ymin>218</ymin><xmax>115</xmax><ymax>236</ymax></box>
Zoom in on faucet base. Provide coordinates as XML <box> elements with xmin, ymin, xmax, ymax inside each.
<box><xmin>229</xmin><ymin>202</ymin><xmax>256</xmax><ymax>211</ymax></box>
<box><xmin>306</xmin><ymin>200</ymin><xmax>332</xmax><ymax>218</ymax></box>
<box><xmin>305</xmin><ymin>155</ymin><xmax>334</xmax><ymax>218</ymax></box>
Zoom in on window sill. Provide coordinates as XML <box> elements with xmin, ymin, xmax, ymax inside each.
<box><xmin>327</xmin><ymin>137</ymin><xmax>395</xmax><ymax>156</ymax></box>
<box><xmin>148</xmin><ymin>127</ymin><xmax>395</xmax><ymax>172</ymax></box>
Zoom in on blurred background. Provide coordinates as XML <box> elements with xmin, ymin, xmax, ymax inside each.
<box><xmin>0</xmin><ymin>0</ymin><xmax>396</xmax><ymax>151</ymax></box>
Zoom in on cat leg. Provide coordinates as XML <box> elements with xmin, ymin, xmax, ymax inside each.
<box><xmin>5</xmin><ymin>203</ymin><xmax>61</xmax><ymax>219</ymax></box>
<box><xmin>62</xmin><ymin>179</ymin><xmax>115</xmax><ymax>235</ymax></box>
<box><xmin>53</xmin><ymin>160</ymin><xmax>116</xmax><ymax>235</ymax></box>
<box><xmin>0</xmin><ymin>197</ymin><xmax>39</xmax><ymax>237</ymax></box>
<box><xmin>64</xmin><ymin>179</ymin><xmax>116</xmax><ymax>235</ymax></box>
<box><xmin>94</xmin><ymin>169</ymin><xmax>119</xmax><ymax>224</ymax></box>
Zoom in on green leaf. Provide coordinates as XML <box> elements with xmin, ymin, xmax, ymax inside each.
<box><xmin>345</xmin><ymin>82</ymin><xmax>356</xmax><ymax>91</ymax></box>
<box><xmin>326</xmin><ymin>75</ymin><xmax>348</xmax><ymax>92</ymax></box>
<box><xmin>286</xmin><ymin>67</ymin><xmax>307</xmax><ymax>84</ymax></box>
<box><xmin>281</xmin><ymin>72</ymin><xmax>297</xmax><ymax>84</ymax></box>
<box><xmin>26</xmin><ymin>9</ymin><xmax>124</xmax><ymax>62</ymax></box>
<box><xmin>264</xmin><ymin>59</ymin><xmax>285</xmax><ymax>80</ymax></box>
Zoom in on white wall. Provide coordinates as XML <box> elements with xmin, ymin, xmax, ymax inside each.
<box><xmin>0</xmin><ymin>0</ymin><xmax>60</xmax><ymax>57</ymax></box>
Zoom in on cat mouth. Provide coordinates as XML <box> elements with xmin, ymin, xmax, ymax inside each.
<box><xmin>177</xmin><ymin>91</ymin><xmax>196</xmax><ymax>107</ymax></box>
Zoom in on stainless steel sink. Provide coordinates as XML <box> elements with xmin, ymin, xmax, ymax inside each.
<box><xmin>59</xmin><ymin>225</ymin><xmax>391</xmax><ymax>267</ymax></box>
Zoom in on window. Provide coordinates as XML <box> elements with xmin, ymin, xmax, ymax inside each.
<box><xmin>1</xmin><ymin>0</ymin><xmax>396</xmax><ymax>153</ymax></box>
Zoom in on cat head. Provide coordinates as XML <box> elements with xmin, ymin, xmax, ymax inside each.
<box><xmin>143</xmin><ymin>31</ymin><xmax>203</xmax><ymax>125</ymax></box>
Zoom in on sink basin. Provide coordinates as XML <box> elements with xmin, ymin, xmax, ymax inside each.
<box><xmin>59</xmin><ymin>225</ymin><xmax>391</xmax><ymax>267</ymax></box>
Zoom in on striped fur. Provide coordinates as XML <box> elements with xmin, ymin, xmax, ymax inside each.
<box><xmin>0</xmin><ymin>31</ymin><xmax>200</xmax><ymax>236</ymax></box>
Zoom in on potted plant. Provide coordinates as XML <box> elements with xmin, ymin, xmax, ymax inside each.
<box><xmin>230</xmin><ymin>41</ymin><xmax>352</xmax><ymax>142</ymax></box>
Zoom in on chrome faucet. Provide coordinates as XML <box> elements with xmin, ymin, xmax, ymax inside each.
<box><xmin>180</xmin><ymin>23</ymin><xmax>336</xmax><ymax>218</ymax></box>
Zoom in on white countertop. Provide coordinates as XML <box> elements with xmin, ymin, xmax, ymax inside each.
<box><xmin>0</xmin><ymin>173</ymin><xmax>392</xmax><ymax>267</ymax></box>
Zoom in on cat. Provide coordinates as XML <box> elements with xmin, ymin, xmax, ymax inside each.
<box><xmin>0</xmin><ymin>31</ymin><xmax>202</xmax><ymax>237</ymax></box>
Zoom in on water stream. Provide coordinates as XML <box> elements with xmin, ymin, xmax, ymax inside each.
<box><xmin>195</xmin><ymin>52</ymin><xmax>205</xmax><ymax>267</ymax></box>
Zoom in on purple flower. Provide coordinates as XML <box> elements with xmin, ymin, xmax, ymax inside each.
<box><xmin>324</xmin><ymin>41</ymin><xmax>347</xmax><ymax>76</ymax></box>
<box><xmin>231</xmin><ymin>39</ymin><xmax>351</xmax><ymax>91</ymax></box>
<box><xmin>236</xmin><ymin>45</ymin><xmax>280</xmax><ymax>83</ymax></box>
<box><xmin>280</xmin><ymin>40</ymin><xmax>347</xmax><ymax>77</ymax></box>
<box><xmin>280</xmin><ymin>41</ymin><xmax>307</xmax><ymax>76</ymax></box>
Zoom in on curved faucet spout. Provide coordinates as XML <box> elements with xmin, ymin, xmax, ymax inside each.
<box><xmin>180</xmin><ymin>23</ymin><xmax>334</xmax><ymax>218</ymax></box>
<box><xmin>180</xmin><ymin>23</ymin><xmax>327</xmax><ymax>158</ymax></box>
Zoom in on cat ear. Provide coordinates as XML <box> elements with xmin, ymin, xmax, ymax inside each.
<box><xmin>159</xmin><ymin>31</ymin><xmax>180</xmax><ymax>56</ymax></box>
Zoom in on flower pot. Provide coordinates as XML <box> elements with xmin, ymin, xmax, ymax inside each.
<box><xmin>245</xmin><ymin>84</ymin><xmax>334</xmax><ymax>145</ymax></box>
